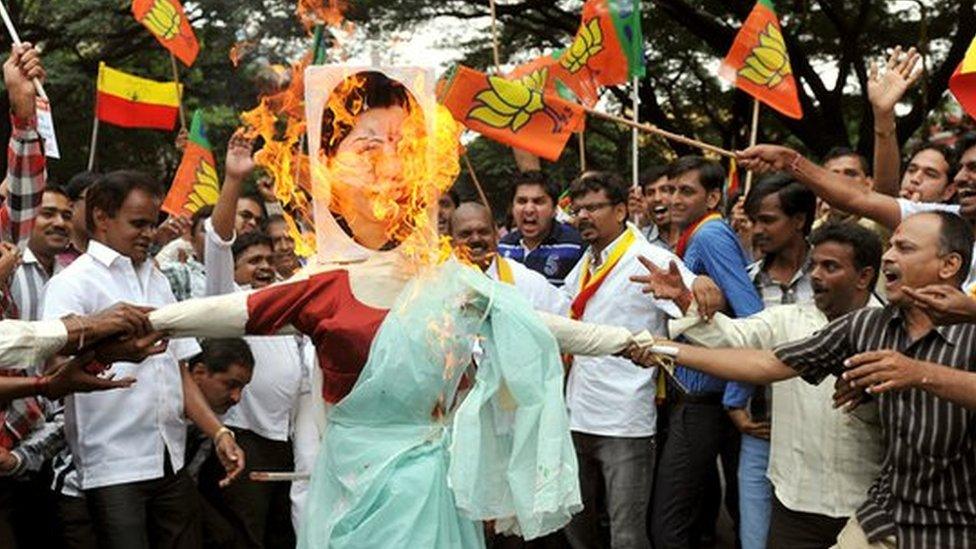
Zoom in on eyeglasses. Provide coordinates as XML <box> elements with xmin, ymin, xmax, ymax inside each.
<box><xmin>568</xmin><ymin>201</ymin><xmax>614</xmax><ymax>217</ymax></box>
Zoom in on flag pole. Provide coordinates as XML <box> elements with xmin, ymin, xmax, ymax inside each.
<box><xmin>631</xmin><ymin>76</ymin><xmax>639</xmax><ymax>189</ymax></box>
<box><xmin>87</xmin><ymin>116</ymin><xmax>99</xmax><ymax>171</ymax></box>
<box><xmin>462</xmin><ymin>150</ymin><xmax>492</xmax><ymax>213</ymax></box>
<box><xmin>578</xmin><ymin>132</ymin><xmax>586</xmax><ymax>172</ymax></box>
<box><xmin>487</xmin><ymin>0</ymin><xmax>501</xmax><ymax>73</ymax></box>
<box><xmin>743</xmin><ymin>98</ymin><xmax>760</xmax><ymax>197</ymax></box>
<box><xmin>169</xmin><ymin>53</ymin><xmax>187</xmax><ymax>129</ymax></box>
<box><xmin>585</xmin><ymin>108</ymin><xmax>735</xmax><ymax>159</ymax></box>
<box><xmin>0</xmin><ymin>2</ymin><xmax>47</xmax><ymax>100</ymax></box>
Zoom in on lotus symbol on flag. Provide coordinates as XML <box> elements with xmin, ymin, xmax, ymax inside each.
<box><xmin>738</xmin><ymin>23</ymin><xmax>792</xmax><ymax>89</ymax></box>
<box><xmin>186</xmin><ymin>161</ymin><xmax>220</xmax><ymax>212</ymax></box>
<box><xmin>560</xmin><ymin>19</ymin><xmax>604</xmax><ymax>74</ymax></box>
<box><xmin>141</xmin><ymin>0</ymin><xmax>181</xmax><ymax>40</ymax></box>
<box><xmin>468</xmin><ymin>76</ymin><xmax>545</xmax><ymax>132</ymax></box>
<box><xmin>517</xmin><ymin>68</ymin><xmax>549</xmax><ymax>93</ymax></box>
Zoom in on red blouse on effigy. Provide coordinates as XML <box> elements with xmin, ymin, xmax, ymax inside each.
<box><xmin>245</xmin><ymin>269</ymin><xmax>388</xmax><ymax>404</ymax></box>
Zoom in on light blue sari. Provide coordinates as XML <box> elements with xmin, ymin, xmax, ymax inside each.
<box><xmin>298</xmin><ymin>261</ymin><xmax>581</xmax><ymax>548</ymax></box>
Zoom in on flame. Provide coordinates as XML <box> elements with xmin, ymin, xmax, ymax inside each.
<box><xmin>240</xmin><ymin>1</ymin><xmax>461</xmax><ymax>265</ymax></box>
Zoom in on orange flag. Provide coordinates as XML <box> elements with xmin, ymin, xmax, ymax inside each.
<box><xmin>132</xmin><ymin>0</ymin><xmax>200</xmax><ymax>67</ymax></box>
<box><xmin>439</xmin><ymin>65</ymin><xmax>585</xmax><ymax>161</ymax></box>
<box><xmin>719</xmin><ymin>0</ymin><xmax>802</xmax><ymax>119</ymax></box>
<box><xmin>950</xmin><ymin>37</ymin><xmax>976</xmax><ymax>119</ymax></box>
<box><xmin>163</xmin><ymin>110</ymin><xmax>218</xmax><ymax>216</ymax></box>
<box><xmin>507</xmin><ymin>53</ymin><xmax>601</xmax><ymax>108</ymax></box>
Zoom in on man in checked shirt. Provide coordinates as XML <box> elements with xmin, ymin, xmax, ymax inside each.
<box><xmin>634</xmin><ymin>210</ymin><xmax>976</xmax><ymax>547</ymax></box>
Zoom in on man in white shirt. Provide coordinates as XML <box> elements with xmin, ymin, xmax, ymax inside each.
<box><xmin>42</xmin><ymin>170</ymin><xmax>243</xmax><ymax>549</ymax></box>
<box><xmin>652</xmin><ymin>221</ymin><xmax>886</xmax><ymax>547</ymax></box>
<box><xmin>201</xmin><ymin>136</ymin><xmax>309</xmax><ymax>548</ymax></box>
<box><xmin>561</xmin><ymin>172</ymin><xmax>695</xmax><ymax>549</ymax></box>
<box><xmin>450</xmin><ymin>201</ymin><xmax>569</xmax><ymax>315</ymax></box>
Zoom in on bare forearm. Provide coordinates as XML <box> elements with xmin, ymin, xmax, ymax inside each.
<box><xmin>920</xmin><ymin>362</ymin><xmax>976</xmax><ymax>410</ymax></box>
<box><xmin>790</xmin><ymin>155</ymin><xmax>902</xmax><ymax>229</ymax></box>
<box><xmin>212</xmin><ymin>175</ymin><xmax>244</xmax><ymax>241</ymax></box>
<box><xmin>181</xmin><ymin>365</ymin><xmax>222</xmax><ymax>438</ymax></box>
<box><xmin>872</xmin><ymin>109</ymin><xmax>901</xmax><ymax>197</ymax></box>
<box><xmin>674</xmin><ymin>342</ymin><xmax>796</xmax><ymax>384</ymax></box>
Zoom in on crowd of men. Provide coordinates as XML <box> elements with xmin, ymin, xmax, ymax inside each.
<box><xmin>0</xmin><ymin>40</ymin><xmax>973</xmax><ymax>549</ymax></box>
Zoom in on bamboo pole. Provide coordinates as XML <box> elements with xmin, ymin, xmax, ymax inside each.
<box><xmin>487</xmin><ymin>0</ymin><xmax>501</xmax><ymax>73</ymax></box>
<box><xmin>462</xmin><ymin>150</ymin><xmax>492</xmax><ymax>213</ymax></box>
<box><xmin>86</xmin><ymin>116</ymin><xmax>99</xmax><ymax>172</ymax></box>
<box><xmin>631</xmin><ymin>76</ymin><xmax>640</xmax><ymax>188</ymax></box>
<box><xmin>170</xmin><ymin>53</ymin><xmax>187</xmax><ymax>129</ymax></box>
<box><xmin>578</xmin><ymin>131</ymin><xmax>586</xmax><ymax>172</ymax></box>
<box><xmin>585</xmin><ymin>108</ymin><xmax>735</xmax><ymax>159</ymax></box>
<box><xmin>743</xmin><ymin>98</ymin><xmax>760</xmax><ymax>196</ymax></box>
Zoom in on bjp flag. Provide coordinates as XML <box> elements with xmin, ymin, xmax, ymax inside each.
<box><xmin>507</xmin><ymin>53</ymin><xmax>601</xmax><ymax>108</ymax></box>
<box><xmin>439</xmin><ymin>65</ymin><xmax>585</xmax><ymax>161</ymax></box>
<box><xmin>132</xmin><ymin>0</ymin><xmax>200</xmax><ymax>67</ymax></box>
<box><xmin>96</xmin><ymin>62</ymin><xmax>181</xmax><ymax>130</ymax></box>
<box><xmin>950</xmin><ymin>37</ymin><xmax>976</xmax><ymax>119</ymax></box>
<box><xmin>556</xmin><ymin>0</ymin><xmax>644</xmax><ymax>91</ymax></box>
<box><xmin>163</xmin><ymin>110</ymin><xmax>218</xmax><ymax>216</ymax></box>
<box><xmin>719</xmin><ymin>0</ymin><xmax>802</xmax><ymax>119</ymax></box>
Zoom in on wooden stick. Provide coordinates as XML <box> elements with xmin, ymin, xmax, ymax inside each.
<box><xmin>631</xmin><ymin>76</ymin><xmax>640</xmax><ymax>189</ymax></box>
<box><xmin>487</xmin><ymin>0</ymin><xmax>501</xmax><ymax>73</ymax></box>
<box><xmin>585</xmin><ymin>108</ymin><xmax>735</xmax><ymax>159</ymax></box>
<box><xmin>462</xmin><ymin>150</ymin><xmax>492</xmax><ymax>214</ymax></box>
<box><xmin>578</xmin><ymin>131</ymin><xmax>586</xmax><ymax>172</ymax></box>
<box><xmin>170</xmin><ymin>53</ymin><xmax>187</xmax><ymax>129</ymax></box>
<box><xmin>249</xmin><ymin>471</ymin><xmax>311</xmax><ymax>482</ymax></box>
<box><xmin>87</xmin><ymin>116</ymin><xmax>99</xmax><ymax>172</ymax></box>
<box><xmin>743</xmin><ymin>98</ymin><xmax>760</xmax><ymax>197</ymax></box>
<box><xmin>0</xmin><ymin>2</ymin><xmax>46</xmax><ymax>100</ymax></box>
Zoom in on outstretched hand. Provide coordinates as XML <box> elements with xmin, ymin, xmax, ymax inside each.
<box><xmin>842</xmin><ymin>350</ymin><xmax>929</xmax><ymax>395</ymax></box>
<box><xmin>868</xmin><ymin>46</ymin><xmax>923</xmax><ymax>114</ymax></box>
<box><xmin>903</xmin><ymin>285</ymin><xmax>976</xmax><ymax>325</ymax></box>
<box><xmin>215</xmin><ymin>434</ymin><xmax>245</xmax><ymax>488</ymax></box>
<box><xmin>736</xmin><ymin>145</ymin><xmax>799</xmax><ymax>175</ymax></box>
<box><xmin>83</xmin><ymin>303</ymin><xmax>156</xmax><ymax>343</ymax></box>
<box><xmin>225</xmin><ymin>130</ymin><xmax>256</xmax><ymax>183</ymax></box>
<box><xmin>44</xmin><ymin>355</ymin><xmax>136</xmax><ymax>400</ymax></box>
<box><xmin>630</xmin><ymin>257</ymin><xmax>692</xmax><ymax>313</ymax></box>
<box><xmin>90</xmin><ymin>331</ymin><xmax>169</xmax><ymax>365</ymax></box>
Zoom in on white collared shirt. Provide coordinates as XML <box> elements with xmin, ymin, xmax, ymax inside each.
<box><xmin>203</xmin><ymin>219</ymin><xmax>309</xmax><ymax>441</ymax></box>
<box><xmin>41</xmin><ymin>240</ymin><xmax>199</xmax><ymax>490</ymax></box>
<box><xmin>563</xmin><ymin>225</ymin><xmax>695</xmax><ymax>437</ymax></box>
<box><xmin>669</xmin><ymin>298</ymin><xmax>885</xmax><ymax>517</ymax></box>
<box><xmin>487</xmin><ymin>256</ymin><xmax>569</xmax><ymax>315</ymax></box>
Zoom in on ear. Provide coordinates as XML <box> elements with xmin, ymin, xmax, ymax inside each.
<box><xmin>942</xmin><ymin>180</ymin><xmax>959</xmax><ymax>203</ymax></box>
<box><xmin>188</xmin><ymin>363</ymin><xmax>207</xmax><ymax>379</ymax></box>
<box><xmin>91</xmin><ymin>207</ymin><xmax>110</xmax><ymax>234</ymax></box>
<box><xmin>856</xmin><ymin>266</ymin><xmax>875</xmax><ymax>291</ymax></box>
<box><xmin>939</xmin><ymin>252</ymin><xmax>963</xmax><ymax>283</ymax></box>
<box><xmin>705</xmin><ymin>188</ymin><xmax>722</xmax><ymax>211</ymax></box>
<box><xmin>792</xmin><ymin>213</ymin><xmax>807</xmax><ymax>233</ymax></box>
<box><xmin>615</xmin><ymin>202</ymin><xmax>628</xmax><ymax>224</ymax></box>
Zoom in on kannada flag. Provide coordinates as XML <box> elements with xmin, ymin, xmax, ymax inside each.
<box><xmin>163</xmin><ymin>110</ymin><xmax>218</xmax><ymax>216</ymax></box>
<box><xmin>950</xmin><ymin>37</ymin><xmax>976</xmax><ymax>119</ymax></box>
<box><xmin>557</xmin><ymin>0</ymin><xmax>645</xmax><ymax>91</ymax></box>
<box><xmin>132</xmin><ymin>0</ymin><xmax>200</xmax><ymax>67</ymax></box>
<box><xmin>719</xmin><ymin>0</ymin><xmax>802</xmax><ymax>119</ymax></box>
<box><xmin>96</xmin><ymin>62</ymin><xmax>181</xmax><ymax>130</ymax></box>
<box><xmin>439</xmin><ymin>65</ymin><xmax>585</xmax><ymax>161</ymax></box>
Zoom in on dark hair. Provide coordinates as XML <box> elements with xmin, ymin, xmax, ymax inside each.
<box><xmin>822</xmin><ymin>146</ymin><xmax>870</xmax><ymax>176</ymax></box>
<box><xmin>667</xmin><ymin>156</ymin><xmax>726</xmax><ymax>194</ymax></box>
<box><xmin>511</xmin><ymin>171</ymin><xmax>560</xmax><ymax>207</ymax></box>
<box><xmin>809</xmin><ymin>222</ymin><xmax>883</xmax><ymax>289</ymax></box>
<box><xmin>930</xmin><ymin>211</ymin><xmax>974</xmax><ymax>284</ymax></box>
<box><xmin>956</xmin><ymin>132</ymin><xmax>976</xmax><ymax>162</ymax></box>
<box><xmin>443</xmin><ymin>187</ymin><xmax>460</xmax><ymax>209</ymax></box>
<box><xmin>239</xmin><ymin>192</ymin><xmax>266</xmax><ymax>216</ymax></box>
<box><xmin>908</xmin><ymin>141</ymin><xmax>959</xmax><ymax>181</ymax></box>
<box><xmin>232</xmin><ymin>230</ymin><xmax>273</xmax><ymax>261</ymax></box>
<box><xmin>65</xmin><ymin>171</ymin><xmax>99</xmax><ymax>201</ymax></box>
<box><xmin>85</xmin><ymin>170</ymin><xmax>162</xmax><ymax>232</ymax></box>
<box><xmin>320</xmin><ymin>71</ymin><xmax>413</xmax><ymax>158</ymax></box>
<box><xmin>43</xmin><ymin>183</ymin><xmax>71</xmax><ymax>202</ymax></box>
<box><xmin>744</xmin><ymin>173</ymin><xmax>817</xmax><ymax>235</ymax></box>
<box><xmin>567</xmin><ymin>171</ymin><xmax>628</xmax><ymax>205</ymax></box>
<box><xmin>190</xmin><ymin>338</ymin><xmax>254</xmax><ymax>374</ymax></box>
<box><xmin>639</xmin><ymin>165</ymin><xmax>669</xmax><ymax>193</ymax></box>
<box><xmin>190</xmin><ymin>205</ymin><xmax>214</xmax><ymax>236</ymax></box>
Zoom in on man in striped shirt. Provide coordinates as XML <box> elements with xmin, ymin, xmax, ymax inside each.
<box><xmin>637</xmin><ymin>211</ymin><xmax>976</xmax><ymax>548</ymax></box>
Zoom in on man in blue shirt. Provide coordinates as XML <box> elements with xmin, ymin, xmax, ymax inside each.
<box><xmin>498</xmin><ymin>172</ymin><xmax>584</xmax><ymax>286</ymax></box>
<box><xmin>651</xmin><ymin>156</ymin><xmax>763</xmax><ymax>549</ymax></box>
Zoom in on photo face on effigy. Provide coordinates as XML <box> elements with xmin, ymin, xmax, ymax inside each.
<box><xmin>318</xmin><ymin>71</ymin><xmax>425</xmax><ymax>250</ymax></box>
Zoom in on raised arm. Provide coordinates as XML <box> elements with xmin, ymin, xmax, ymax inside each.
<box><xmin>4</xmin><ymin>43</ymin><xmax>47</xmax><ymax>247</ymax></box>
<box><xmin>868</xmin><ymin>47</ymin><xmax>922</xmax><ymax>197</ymax></box>
<box><xmin>738</xmin><ymin>145</ymin><xmax>904</xmax><ymax>230</ymax></box>
<box><xmin>211</xmin><ymin>131</ymin><xmax>255</xmax><ymax>242</ymax></box>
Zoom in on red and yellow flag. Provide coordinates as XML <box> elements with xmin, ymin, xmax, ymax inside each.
<box><xmin>719</xmin><ymin>0</ymin><xmax>802</xmax><ymax>119</ymax></box>
<box><xmin>439</xmin><ymin>65</ymin><xmax>585</xmax><ymax>161</ymax></box>
<box><xmin>163</xmin><ymin>110</ymin><xmax>218</xmax><ymax>216</ymax></box>
<box><xmin>96</xmin><ymin>62</ymin><xmax>181</xmax><ymax>130</ymax></box>
<box><xmin>950</xmin><ymin>37</ymin><xmax>976</xmax><ymax>119</ymax></box>
<box><xmin>132</xmin><ymin>0</ymin><xmax>200</xmax><ymax>67</ymax></box>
